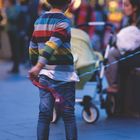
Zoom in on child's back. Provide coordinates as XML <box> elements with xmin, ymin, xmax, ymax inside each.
<box><xmin>30</xmin><ymin>11</ymin><xmax>79</xmax><ymax>81</ymax></box>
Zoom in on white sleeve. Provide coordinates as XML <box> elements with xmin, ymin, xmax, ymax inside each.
<box><xmin>116</xmin><ymin>26</ymin><xmax>140</xmax><ymax>54</ymax></box>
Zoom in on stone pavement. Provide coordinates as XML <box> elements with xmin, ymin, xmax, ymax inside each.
<box><xmin>0</xmin><ymin>60</ymin><xmax>140</xmax><ymax>140</ymax></box>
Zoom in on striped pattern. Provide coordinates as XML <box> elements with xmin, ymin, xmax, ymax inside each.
<box><xmin>29</xmin><ymin>12</ymin><xmax>73</xmax><ymax>66</ymax></box>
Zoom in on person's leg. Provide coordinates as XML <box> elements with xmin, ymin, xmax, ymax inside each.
<box><xmin>37</xmin><ymin>75</ymin><xmax>55</xmax><ymax>140</ymax></box>
<box><xmin>57</xmin><ymin>82</ymin><xmax>77</xmax><ymax>140</ymax></box>
<box><xmin>118</xmin><ymin>51</ymin><xmax>140</xmax><ymax>88</ymax></box>
<box><xmin>19</xmin><ymin>34</ymin><xmax>29</xmax><ymax>64</ymax></box>
<box><xmin>8</xmin><ymin>31</ymin><xmax>20</xmax><ymax>73</ymax></box>
<box><xmin>105</xmin><ymin>47</ymin><xmax>121</xmax><ymax>87</ymax></box>
<box><xmin>118</xmin><ymin>52</ymin><xmax>140</xmax><ymax>113</ymax></box>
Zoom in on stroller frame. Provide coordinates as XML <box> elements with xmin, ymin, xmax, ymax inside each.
<box><xmin>51</xmin><ymin>22</ymin><xmax>117</xmax><ymax>124</ymax></box>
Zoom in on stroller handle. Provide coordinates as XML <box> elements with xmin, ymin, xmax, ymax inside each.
<box><xmin>76</xmin><ymin>22</ymin><xmax>116</xmax><ymax>33</ymax></box>
<box><xmin>88</xmin><ymin>22</ymin><xmax>105</xmax><ymax>26</ymax></box>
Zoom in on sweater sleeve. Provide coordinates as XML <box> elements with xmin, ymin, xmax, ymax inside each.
<box><xmin>29</xmin><ymin>33</ymin><xmax>39</xmax><ymax>65</ymax></box>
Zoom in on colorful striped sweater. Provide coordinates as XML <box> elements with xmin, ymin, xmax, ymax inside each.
<box><xmin>29</xmin><ymin>12</ymin><xmax>74</xmax><ymax>66</ymax></box>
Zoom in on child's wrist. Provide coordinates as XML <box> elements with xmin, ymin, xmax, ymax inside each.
<box><xmin>36</xmin><ymin>62</ymin><xmax>45</xmax><ymax>69</ymax></box>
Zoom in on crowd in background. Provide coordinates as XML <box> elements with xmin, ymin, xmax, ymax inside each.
<box><xmin>0</xmin><ymin>0</ymin><xmax>124</xmax><ymax>74</ymax></box>
<box><xmin>0</xmin><ymin>0</ymin><xmax>38</xmax><ymax>73</ymax></box>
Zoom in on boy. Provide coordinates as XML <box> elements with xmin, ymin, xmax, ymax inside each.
<box><xmin>28</xmin><ymin>0</ymin><xmax>79</xmax><ymax>140</ymax></box>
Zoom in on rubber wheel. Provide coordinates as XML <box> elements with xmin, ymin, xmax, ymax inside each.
<box><xmin>105</xmin><ymin>94</ymin><xmax>116</xmax><ymax>117</ymax></box>
<box><xmin>82</xmin><ymin>106</ymin><xmax>99</xmax><ymax>124</ymax></box>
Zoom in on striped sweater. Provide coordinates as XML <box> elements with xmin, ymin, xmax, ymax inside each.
<box><xmin>29</xmin><ymin>11</ymin><xmax>79</xmax><ymax>82</ymax></box>
<box><xmin>29</xmin><ymin>12</ymin><xmax>73</xmax><ymax>66</ymax></box>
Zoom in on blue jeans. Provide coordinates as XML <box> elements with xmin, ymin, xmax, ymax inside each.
<box><xmin>37</xmin><ymin>75</ymin><xmax>77</xmax><ymax>140</ymax></box>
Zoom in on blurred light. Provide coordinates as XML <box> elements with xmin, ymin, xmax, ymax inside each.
<box><xmin>109</xmin><ymin>1</ymin><xmax>118</xmax><ymax>9</ymax></box>
<box><xmin>40</xmin><ymin>0</ymin><xmax>46</xmax><ymax>3</ymax></box>
<box><xmin>108</xmin><ymin>0</ymin><xmax>119</xmax><ymax>12</ymax></box>
<box><xmin>0</xmin><ymin>0</ymin><xmax>3</xmax><ymax>8</ymax></box>
<box><xmin>108</xmin><ymin>12</ymin><xmax>123</xmax><ymax>22</ymax></box>
<box><xmin>98</xmin><ymin>0</ymin><xmax>104</xmax><ymax>5</ymax></box>
<box><xmin>73</xmin><ymin>0</ymin><xmax>81</xmax><ymax>10</ymax></box>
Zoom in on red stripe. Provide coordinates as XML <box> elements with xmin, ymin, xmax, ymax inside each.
<box><xmin>55</xmin><ymin>28</ymin><xmax>67</xmax><ymax>36</ymax></box>
<box><xmin>33</xmin><ymin>28</ymin><xmax>67</xmax><ymax>38</ymax></box>
<box><xmin>33</xmin><ymin>30</ymin><xmax>52</xmax><ymax>37</ymax></box>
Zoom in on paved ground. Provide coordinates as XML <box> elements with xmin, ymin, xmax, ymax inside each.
<box><xmin>0</xmin><ymin>60</ymin><xmax>140</xmax><ymax>140</ymax></box>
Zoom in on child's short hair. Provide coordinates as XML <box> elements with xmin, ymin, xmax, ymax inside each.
<box><xmin>47</xmin><ymin>0</ymin><xmax>71</xmax><ymax>8</ymax></box>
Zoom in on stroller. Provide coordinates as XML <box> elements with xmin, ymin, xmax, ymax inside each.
<box><xmin>51</xmin><ymin>22</ymin><xmax>117</xmax><ymax>124</ymax></box>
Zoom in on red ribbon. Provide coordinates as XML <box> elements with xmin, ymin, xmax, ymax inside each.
<box><xmin>32</xmin><ymin>79</ymin><xmax>64</xmax><ymax>104</ymax></box>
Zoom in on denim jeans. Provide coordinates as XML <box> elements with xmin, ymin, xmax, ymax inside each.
<box><xmin>37</xmin><ymin>75</ymin><xmax>77</xmax><ymax>140</ymax></box>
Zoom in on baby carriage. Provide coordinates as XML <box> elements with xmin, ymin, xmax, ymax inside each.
<box><xmin>31</xmin><ymin>22</ymin><xmax>117</xmax><ymax>124</ymax></box>
<box><xmin>50</xmin><ymin>26</ymin><xmax>101</xmax><ymax>124</ymax></box>
<box><xmin>51</xmin><ymin>22</ymin><xmax>118</xmax><ymax>124</ymax></box>
<box><xmin>71</xmin><ymin>27</ymin><xmax>102</xmax><ymax>123</ymax></box>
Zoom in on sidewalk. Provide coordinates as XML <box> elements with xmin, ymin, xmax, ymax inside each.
<box><xmin>0</xmin><ymin>60</ymin><xmax>140</xmax><ymax>140</ymax></box>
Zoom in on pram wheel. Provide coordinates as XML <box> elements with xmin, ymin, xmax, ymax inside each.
<box><xmin>82</xmin><ymin>105</ymin><xmax>99</xmax><ymax>124</ymax></box>
<box><xmin>105</xmin><ymin>94</ymin><xmax>116</xmax><ymax>116</ymax></box>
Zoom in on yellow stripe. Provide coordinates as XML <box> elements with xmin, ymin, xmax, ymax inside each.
<box><xmin>45</xmin><ymin>41</ymin><xmax>58</xmax><ymax>50</ymax></box>
<box><xmin>39</xmin><ymin>49</ymin><xmax>44</xmax><ymax>55</ymax></box>
<box><xmin>54</xmin><ymin>48</ymin><xmax>71</xmax><ymax>55</ymax></box>
<box><xmin>29</xmin><ymin>48</ymin><xmax>38</xmax><ymax>55</ymax></box>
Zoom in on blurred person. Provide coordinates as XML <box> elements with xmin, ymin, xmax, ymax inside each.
<box><xmin>18</xmin><ymin>0</ymin><xmax>31</xmax><ymax>64</ymax></box>
<box><xmin>28</xmin><ymin>0</ymin><xmax>79</xmax><ymax>140</ymax></box>
<box><xmin>106</xmin><ymin>0</ymin><xmax>140</xmax><ymax>93</ymax></box>
<box><xmin>0</xmin><ymin>9</ymin><xmax>3</xmax><ymax>49</ymax></box>
<box><xmin>90</xmin><ymin>0</ymin><xmax>107</xmax><ymax>52</ymax></box>
<box><xmin>0</xmin><ymin>10</ymin><xmax>3</xmax><ymax>23</ymax></box>
<box><xmin>28</xmin><ymin>0</ymin><xmax>39</xmax><ymax>40</ymax></box>
<box><xmin>5</xmin><ymin>0</ymin><xmax>20</xmax><ymax>73</ymax></box>
<box><xmin>72</xmin><ymin>0</ymin><xmax>96</xmax><ymax>38</ymax></box>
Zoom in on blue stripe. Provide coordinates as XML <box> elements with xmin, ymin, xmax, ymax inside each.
<box><xmin>35</xmin><ymin>17</ymin><xmax>70</xmax><ymax>25</ymax></box>
<box><xmin>49</xmin><ymin>37</ymin><xmax>62</xmax><ymax>48</ymax></box>
<box><xmin>29</xmin><ymin>41</ymin><xmax>38</xmax><ymax>48</ymax></box>
<box><xmin>38</xmin><ymin>43</ymin><xmax>46</xmax><ymax>49</ymax></box>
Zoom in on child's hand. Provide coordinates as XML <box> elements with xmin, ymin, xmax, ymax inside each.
<box><xmin>28</xmin><ymin>63</ymin><xmax>44</xmax><ymax>81</ymax></box>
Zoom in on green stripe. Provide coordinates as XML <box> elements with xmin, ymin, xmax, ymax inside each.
<box><xmin>48</xmin><ymin>54</ymin><xmax>74</xmax><ymax>65</ymax></box>
<box><xmin>43</xmin><ymin>44</ymin><xmax>55</xmax><ymax>55</ymax></box>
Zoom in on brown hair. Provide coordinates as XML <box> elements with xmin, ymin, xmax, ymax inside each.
<box><xmin>128</xmin><ymin>0</ymin><xmax>140</xmax><ymax>27</ymax></box>
<box><xmin>47</xmin><ymin>0</ymin><xmax>71</xmax><ymax>8</ymax></box>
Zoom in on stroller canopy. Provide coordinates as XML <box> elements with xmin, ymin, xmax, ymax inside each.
<box><xmin>71</xmin><ymin>28</ymin><xmax>97</xmax><ymax>69</ymax></box>
<box><xmin>71</xmin><ymin>28</ymin><xmax>99</xmax><ymax>89</ymax></box>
